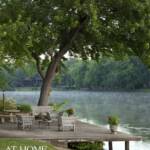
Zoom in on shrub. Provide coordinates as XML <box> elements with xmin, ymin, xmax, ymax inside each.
<box><xmin>0</xmin><ymin>98</ymin><xmax>17</xmax><ymax>111</ymax></box>
<box><xmin>49</xmin><ymin>100</ymin><xmax>68</xmax><ymax>112</ymax></box>
<box><xmin>17</xmin><ymin>104</ymin><xmax>32</xmax><ymax>113</ymax></box>
<box><xmin>66</xmin><ymin>108</ymin><xmax>74</xmax><ymax>116</ymax></box>
<box><xmin>68</xmin><ymin>142</ymin><xmax>104</xmax><ymax>150</ymax></box>
<box><xmin>108</xmin><ymin>116</ymin><xmax>120</xmax><ymax>125</ymax></box>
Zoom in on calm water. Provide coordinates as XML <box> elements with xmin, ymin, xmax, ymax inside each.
<box><xmin>1</xmin><ymin>90</ymin><xmax>150</xmax><ymax>150</ymax></box>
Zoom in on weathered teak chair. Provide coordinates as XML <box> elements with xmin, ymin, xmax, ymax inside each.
<box><xmin>16</xmin><ymin>115</ymin><xmax>34</xmax><ymax>130</ymax></box>
<box><xmin>59</xmin><ymin>116</ymin><xmax>76</xmax><ymax>131</ymax></box>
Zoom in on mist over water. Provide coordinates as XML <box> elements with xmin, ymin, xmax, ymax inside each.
<box><xmin>1</xmin><ymin>90</ymin><xmax>150</xmax><ymax>150</ymax></box>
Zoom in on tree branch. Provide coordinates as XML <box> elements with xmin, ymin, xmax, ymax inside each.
<box><xmin>57</xmin><ymin>14</ymin><xmax>88</xmax><ymax>59</ymax></box>
<box><xmin>31</xmin><ymin>52</ymin><xmax>45</xmax><ymax>80</ymax></box>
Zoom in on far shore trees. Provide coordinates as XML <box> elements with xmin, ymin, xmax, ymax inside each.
<box><xmin>0</xmin><ymin>0</ymin><xmax>150</xmax><ymax>105</ymax></box>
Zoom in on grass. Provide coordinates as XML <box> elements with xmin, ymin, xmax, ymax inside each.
<box><xmin>0</xmin><ymin>138</ymin><xmax>56</xmax><ymax>150</ymax></box>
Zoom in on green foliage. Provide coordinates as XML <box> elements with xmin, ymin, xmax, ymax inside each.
<box><xmin>0</xmin><ymin>0</ymin><xmax>103</xmax><ymax>65</ymax></box>
<box><xmin>0</xmin><ymin>73</ymin><xmax>9</xmax><ymax>90</ymax></box>
<box><xmin>55</xmin><ymin>57</ymin><xmax>150</xmax><ymax>90</ymax></box>
<box><xmin>108</xmin><ymin>116</ymin><xmax>120</xmax><ymax>126</ymax></box>
<box><xmin>4</xmin><ymin>57</ymin><xmax>150</xmax><ymax>91</ymax></box>
<box><xmin>69</xmin><ymin>61</ymin><xmax>89</xmax><ymax>88</ymax></box>
<box><xmin>66</xmin><ymin>108</ymin><xmax>74</xmax><ymax>116</ymax></box>
<box><xmin>17</xmin><ymin>104</ymin><xmax>32</xmax><ymax>113</ymax></box>
<box><xmin>0</xmin><ymin>0</ymin><xmax>150</xmax><ymax>70</ymax></box>
<box><xmin>0</xmin><ymin>98</ymin><xmax>17</xmax><ymax>111</ymax></box>
<box><xmin>49</xmin><ymin>100</ymin><xmax>68</xmax><ymax>112</ymax></box>
<box><xmin>21</xmin><ymin>63</ymin><xmax>37</xmax><ymax>77</ymax></box>
<box><xmin>0</xmin><ymin>66</ymin><xmax>14</xmax><ymax>90</ymax></box>
<box><xmin>12</xmin><ymin>65</ymin><xmax>39</xmax><ymax>88</ymax></box>
<box><xmin>68</xmin><ymin>142</ymin><xmax>104</xmax><ymax>150</ymax></box>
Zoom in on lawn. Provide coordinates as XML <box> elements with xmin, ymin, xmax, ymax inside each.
<box><xmin>0</xmin><ymin>138</ymin><xmax>56</xmax><ymax>150</ymax></box>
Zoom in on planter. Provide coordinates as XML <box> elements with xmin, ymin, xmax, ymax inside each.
<box><xmin>109</xmin><ymin>125</ymin><xmax>118</xmax><ymax>134</ymax></box>
<box><xmin>68</xmin><ymin>114</ymin><xmax>74</xmax><ymax>117</ymax></box>
<box><xmin>66</xmin><ymin>108</ymin><xmax>74</xmax><ymax>117</ymax></box>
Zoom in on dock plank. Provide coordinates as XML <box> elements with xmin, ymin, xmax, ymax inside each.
<box><xmin>0</xmin><ymin>121</ymin><xmax>142</xmax><ymax>142</ymax></box>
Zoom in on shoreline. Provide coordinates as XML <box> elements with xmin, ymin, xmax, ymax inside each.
<box><xmin>4</xmin><ymin>87</ymin><xmax>150</xmax><ymax>93</ymax></box>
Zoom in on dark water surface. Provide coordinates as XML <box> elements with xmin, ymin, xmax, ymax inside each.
<box><xmin>1</xmin><ymin>91</ymin><xmax>150</xmax><ymax>150</ymax></box>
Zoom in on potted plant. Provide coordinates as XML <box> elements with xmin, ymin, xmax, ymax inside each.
<box><xmin>108</xmin><ymin>116</ymin><xmax>120</xmax><ymax>134</ymax></box>
<box><xmin>17</xmin><ymin>104</ymin><xmax>32</xmax><ymax>114</ymax></box>
<box><xmin>66</xmin><ymin>108</ymin><xmax>74</xmax><ymax>116</ymax></box>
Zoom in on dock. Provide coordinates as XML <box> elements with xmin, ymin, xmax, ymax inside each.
<box><xmin>0</xmin><ymin>121</ymin><xmax>142</xmax><ymax>150</ymax></box>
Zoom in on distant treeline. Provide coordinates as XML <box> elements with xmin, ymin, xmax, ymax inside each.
<box><xmin>54</xmin><ymin>57</ymin><xmax>150</xmax><ymax>90</ymax></box>
<box><xmin>1</xmin><ymin>57</ymin><xmax>150</xmax><ymax>91</ymax></box>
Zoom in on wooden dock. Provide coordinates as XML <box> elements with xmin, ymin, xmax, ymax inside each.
<box><xmin>0</xmin><ymin>121</ymin><xmax>142</xmax><ymax>150</ymax></box>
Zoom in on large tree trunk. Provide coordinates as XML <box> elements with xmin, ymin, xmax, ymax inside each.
<box><xmin>37</xmin><ymin>76</ymin><xmax>52</xmax><ymax>106</ymax></box>
<box><xmin>37</xmin><ymin>16</ymin><xmax>87</xmax><ymax>105</ymax></box>
<box><xmin>38</xmin><ymin>57</ymin><xmax>60</xmax><ymax>106</ymax></box>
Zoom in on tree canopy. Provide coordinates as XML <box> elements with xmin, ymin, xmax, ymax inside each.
<box><xmin>0</xmin><ymin>0</ymin><xmax>150</xmax><ymax>64</ymax></box>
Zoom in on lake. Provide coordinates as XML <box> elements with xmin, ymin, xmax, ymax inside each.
<box><xmin>1</xmin><ymin>90</ymin><xmax>150</xmax><ymax>150</ymax></box>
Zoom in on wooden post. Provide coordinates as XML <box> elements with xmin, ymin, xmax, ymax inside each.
<box><xmin>109</xmin><ymin>141</ymin><xmax>113</xmax><ymax>150</ymax></box>
<box><xmin>2</xmin><ymin>91</ymin><xmax>5</xmax><ymax>112</ymax></box>
<box><xmin>125</xmin><ymin>141</ymin><xmax>129</xmax><ymax>150</ymax></box>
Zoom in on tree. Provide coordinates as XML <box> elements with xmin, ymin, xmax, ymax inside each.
<box><xmin>0</xmin><ymin>65</ymin><xmax>13</xmax><ymax>91</ymax></box>
<box><xmin>69</xmin><ymin>61</ymin><xmax>88</xmax><ymax>88</ymax></box>
<box><xmin>64</xmin><ymin>58</ymin><xmax>150</xmax><ymax>90</ymax></box>
<box><xmin>0</xmin><ymin>0</ymin><xmax>150</xmax><ymax>105</ymax></box>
